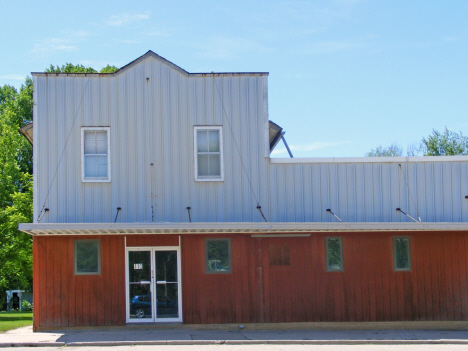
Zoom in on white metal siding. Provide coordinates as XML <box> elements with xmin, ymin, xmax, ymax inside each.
<box><xmin>268</xmin><ymin>161</ymin><xmax>468</xmax><ymax>222</ymax></box>
<box><xmin>34</xmin><ymin>56</ymin><xmax>269</xmax><ymax>223</ymax></box>
<box><xmin>33</xmin><ymin>55</ymin><xmax>468</xmax><ymax>224</ymax></box>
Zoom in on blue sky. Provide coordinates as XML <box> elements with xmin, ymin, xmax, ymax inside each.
<box><xmin>1</xmin><ymin>0</ymin><xmax>467</xmax><ymax>157</ymax></box>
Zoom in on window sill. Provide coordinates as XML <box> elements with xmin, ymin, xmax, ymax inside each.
<box><xmin>195</xmin><ymin>177</ymin><xmax>224</xmax><ymax>182</ymax></box>
<box><xmin>82</xmin><ymin>178</ymin><xmax>111</xmax><ymax>183</ymax></box>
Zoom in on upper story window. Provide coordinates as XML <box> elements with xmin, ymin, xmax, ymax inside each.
<box><xmin>81</xmin><ymin>127</ymin><xmax>111</xmax><ymax>182</ymax></box>
<box><xmin>194</xmin><ymin>126</ymin><xmax>224</xmax><ymax>181</ymax></box>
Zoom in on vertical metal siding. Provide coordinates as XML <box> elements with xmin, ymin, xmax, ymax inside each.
<box><xmin>35</xmin><ymin>57</ymin><xmax>269</xmax><ymax>223</ymax></box>
<box><xmin>268</xmin><ymin>161</ymin><xmax>468</xmax><ymax>222</ymax></box>
<box><xmin>34</xmin><ymin>55</ymin><xmax>468</xmax><ymax>224</ymax></box>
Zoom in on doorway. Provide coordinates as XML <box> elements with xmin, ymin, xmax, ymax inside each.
<box><xmin>125</xmin><ymin>247</ymin><xmax>181</xmax><ymax>323</ymax></box>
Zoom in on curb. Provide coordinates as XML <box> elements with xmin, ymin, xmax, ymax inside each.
<box><xmin>2</xmin><ymin>340</ymin><xmax>468</xmax><ymax>347</ymax></box>
<box><xmin>0</xmin><ymin>342</ymin><xmax>65</xmax><ymax>348</ymax></box>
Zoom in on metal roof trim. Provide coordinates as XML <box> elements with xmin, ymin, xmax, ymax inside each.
<box><xmin>18</xmin><ymin>222</ymin><xmax>468</xmax><ymax>236</ymax></box>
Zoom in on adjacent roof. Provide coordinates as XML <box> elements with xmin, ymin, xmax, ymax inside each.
<box><xmin>18</xmin><ymin>222</ymin><xmax>468</xmax><ymax>236</ymax></box>
<box><xmin>31</xmin><ymin>50</ymin><xmax>269</xmax><ymax>77</ymax></box>
<box><xmin>19</xmin><ymin>122</ymin><xmax>33</xmax><ymax>145</ymax></box>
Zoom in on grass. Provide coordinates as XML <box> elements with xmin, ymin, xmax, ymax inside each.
<box><xmin>0</xmin><ymin>311</ymin><xmax>33</xmax><ymax>332</ymax></box>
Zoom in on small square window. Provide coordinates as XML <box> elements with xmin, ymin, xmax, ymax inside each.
<box><xmin>326</xmin><ymin>237</ymin><xmax>343</xmax><ymax>272</ymax></box>
<box><xmin>205</xmin><ymin>239</ymin><xmax>231</xmax><ymax>273</ymax></box>
<box><xmin>75</xmin><ymin>240</ymin><xmax>101</xmax><ymax>275</ymax></box>
<box><xmin>194</xmin><ymin>127</ymin><xmax>224</xmax><ymax>181</ymax></box>
<box><xmin>81</xmin><ymin>127</ymin><xmax>110</xmax><ymax>182</ymax></box>
<box><xmin>393</xmin><ymin>237</ymin><xmax>411</xmax><ymax>271</ymax></box>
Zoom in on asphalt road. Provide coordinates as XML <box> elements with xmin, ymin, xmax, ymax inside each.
<box><xmin>6</xmin><ymin>346</ymin><xmax>468</xmax><ymax>351</ymax></box>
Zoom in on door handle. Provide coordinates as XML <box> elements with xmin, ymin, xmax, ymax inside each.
<box><xmin>140</xmin><ymin>281</ymin><xmax>151</xmax><ymax>284</ymax></box>
<box><xmin>156</xmin><ymin>281</ymin><xmax>167</xmax><ymax>284</ymax></box>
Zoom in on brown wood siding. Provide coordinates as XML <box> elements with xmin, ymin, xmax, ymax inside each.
<box><xmin>181</xmin><ymin>232</ymin><xmax>468</xmax><ymax>324</ymax></box>
<box><xmin>126</xmin><ymin>234</ymin><xmax>179</xmax><ymax>247</ymax></box>
<box><xmin>33</xmin><ymin>231</ymin><xmax>468</xmax><ymax>328</ymax></box>
<box><xmin>33</xmin><ymin>235</ymin><xmax>126</xmax><ymax>329</ymax></box>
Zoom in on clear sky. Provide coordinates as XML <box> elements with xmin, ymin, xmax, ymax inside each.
<box><xmin>1</xmin><ymin>0</ymin><xmax>467</xmax><ymax>157</ymax></box>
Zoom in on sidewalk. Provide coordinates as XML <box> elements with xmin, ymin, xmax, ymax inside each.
<box><xmin>2</xmin><ymin>325</ymin><xmax>468</xmax><ymax>347</ymax></box>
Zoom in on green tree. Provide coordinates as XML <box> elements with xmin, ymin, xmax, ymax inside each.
<box><xmin>45</xmin><ymin>63</ymin><xmax>98</xmax><ymax>73</ymax></box>
<box><xmin>0</xmin><ymin>84</ymin><xmax>33</xmax><ymax>309</ymax></box>
<box><xmin>365</xmin><ymin>144</ymin><xmax>403</xmax><ymax>157</ymax></box>
<box><xmin>421</xmin><ymin>127</ymin><xmax>468</xmax><ymax>156</ymax></box>
<box><xmin>100</xmin><ymin>65</ymin><xmax>119</xmax><ymax>73</ymax></box>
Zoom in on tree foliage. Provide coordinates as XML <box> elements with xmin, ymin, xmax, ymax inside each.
<box><xmin>0</xmin><ymin>82</ymin><xmax>33</xmax><ymax>309</ymax></box>
<box><xmin>365</xmin><ymin>144</ymin><xmax>403</xmax><ymax>157</ymax></box>
<box><xmin>367</xmin><ymin>128</ymin><xmax>468</xmax><ymax>157</ymax></box>
<box><xmin>45</xmin><ymin>63</ymin><xmax>98</xmax><ymax>73</ymax></box>
<box><xmin>100</xmin><ymin>65</ymin><xmax>119</xmax><ymax>73</ymax></box>
<box><xmin>44</xmin><ymin>63</ymin><xmax>120</xmax><ymax>74</ymax></box>
<box><xmin>421</xmin><ymin>127</ymin><xmax>468</xmax><ymax>156</ymax></box>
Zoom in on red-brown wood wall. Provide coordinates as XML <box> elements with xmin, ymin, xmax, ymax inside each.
<box><xmin>181</xmin><ymin>231</ymin><xmax>468</xmax><ymax>324</ymax></box>
<box><xmin>32</xmin><ymin>234</ymin><xmax>179</xmax><ymax>330</ymax></box>
<box><xmin>33</xmin><ymin>231</ymin><xmax>468</xmax><ymax>329</ymax></box>
<box><xmin>33</xmin><ymin>235</ymin><xmax>126</xmax><ymax>330</ymax></box>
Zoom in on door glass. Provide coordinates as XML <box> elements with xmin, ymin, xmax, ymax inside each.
<box><xmin>128</xmin><ymin>251</ymin><xmax>152</xmax><ymax>319</ymax></box>
<box><xmin>155</xmin><ymin>251</ymin><xmax>179</xmax><ymax>318</ymax></box>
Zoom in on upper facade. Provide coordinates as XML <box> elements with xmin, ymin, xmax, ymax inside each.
<box><xmin>32</xmin><ymin>51</ymin><xmax>468</xmax><ymax>224</ymax></box>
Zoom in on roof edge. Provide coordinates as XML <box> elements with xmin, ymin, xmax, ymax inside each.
<box><xmin>31</xmin><ymin>50</ymin><xmax>269</xmax><ymax>77</ymax></box>
<box><xmin>271</xmin><ymin>156</ymin><xmax>468</xmax><ymax>164</ymax></box>
<box><xmin>18</xmin><ymin>222</ymin><xmax>468</xmax><ymax>236</ymax></box>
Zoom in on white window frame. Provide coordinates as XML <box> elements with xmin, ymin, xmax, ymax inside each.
<box><xmin>194</xmin><ymin>126</ymin><xmax>224</xmax><ymax>182</ymax></box>
<box><xmin>81</xmin><ymin>127</ymin><xmax>111</xmax><ymax>182</ymax></box>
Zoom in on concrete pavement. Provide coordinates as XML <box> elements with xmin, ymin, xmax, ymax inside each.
<box><xmin>2</xmin><ymin>325</ymin><xmax>468</xmax><ymax>347</ymax></box>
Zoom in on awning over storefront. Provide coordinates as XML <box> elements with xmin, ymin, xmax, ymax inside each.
<box><xmin>18</xmin><ymin>222</ymin><xmax>468</xmax><ymax>236</ymax></box>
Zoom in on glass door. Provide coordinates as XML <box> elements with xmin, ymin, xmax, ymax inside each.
<box><xmin>128</xmin><ymin>250</ymin><xmax>153</xmax><ymax>321</ymax></box>
<box><xmin>155</xmin><ymin>250</ymin><xmax>179</xmax><ymax>320</ymax></box>
<box><xmin>126</xmin><ymin>247</ymin><xmax>181</xmax><ymax>323</ymax></box>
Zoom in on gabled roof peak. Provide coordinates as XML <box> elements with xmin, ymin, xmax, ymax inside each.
<box><xmin>31</xmin><ymin>51</ymin><xmax>269</xmax><ymax>77</ymax></box>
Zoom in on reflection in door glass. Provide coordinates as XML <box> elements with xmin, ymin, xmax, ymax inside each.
<box><xmin>156</xmin><ymin>251</ymin><xmax>177</xmax><ymax>282</ymax></box>
<box><xmin>155</xmin><ymin>250</ymin><xmax>178</xmax><ymax>318</ymax></box>
<box><xmin>128</xmin><ymin>251</ymin><xmax>152</xmax><ymax>319</ymax></box>
<box><xmin>129</xmin><ymin>284</ymin><xmax>152</xmax><ymax>319</ymax></box>
<box><xmin>156</xmin><ymin>283</ymin><xmax>178</xmax><ymax>318</ymax></box>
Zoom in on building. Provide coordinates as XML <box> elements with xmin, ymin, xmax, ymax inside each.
<box><xmin>19</xmin><ymin>51</ymin><xmax>468</xmax><ymax>331</ymax></box>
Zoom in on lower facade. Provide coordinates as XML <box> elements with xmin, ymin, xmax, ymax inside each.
<box><xmin>32</xmin><ymin>231</ymin><xmax>468</xmax><ymax>330</ymax></box>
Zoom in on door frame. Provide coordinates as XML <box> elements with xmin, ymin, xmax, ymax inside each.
<box><xmin>125</xmin><ymin>246</ymin><xmax>182</xmax><ymax>323</ymax></box>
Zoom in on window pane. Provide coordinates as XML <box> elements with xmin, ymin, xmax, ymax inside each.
<box><xmin>198</xmin><ymin>154</ymin><xmax>209</xmax><ymax>176</ymax></box>
<box><xmin>156</xmin><ymin>251</ymin><xmax>178</xmax><ymax>282</ymax></box>
<box><xmin>197</xmin><ymin>131</ymin><xmax>208</xmax><ymax>152</ymax></box>
<box><xmin>95</xmin><ymin>155</ymin><xmax>108</xmax><ymax>177</ymax></box>
<box><xmin>84</xmin><ymin>132</ymin><xmax>96</xmax><ymax>154</ymax></box>
<box><xmin>206</xmin><ymin>240</ymin><xmax>231</xmax><ymax>273</ymax></box>
<box><xmin>394</xmin><ymin>237</ymin><xmax>410</xmax><ymax>270</ymax></box>
<box><xmin>208</xmin><ymin>130</ymin><xmax>220</xmax><ymax>152</ymax></box>
<box><xmin>75</xmin><ymin>241</ymin><xmax>100</xmax><ymax>274</ymax></box>
<box><xmin>208</xmin><ymin>154</ymin><xmax>220</xmax><ymax>176</ymax></box>
<box><xmin>94</xmin><ymin>131</ymin><xmax>108</xmax><ymax>154</ymax></box>
<box><xmin>85</xmin><ymin>155</ymin><xmax>108</xmax><ymax>178</ymax></box>
<box><xmin>327</xmin><ymin>238</ymin><xmax>342</xmax><ymax>271</ymax></box>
